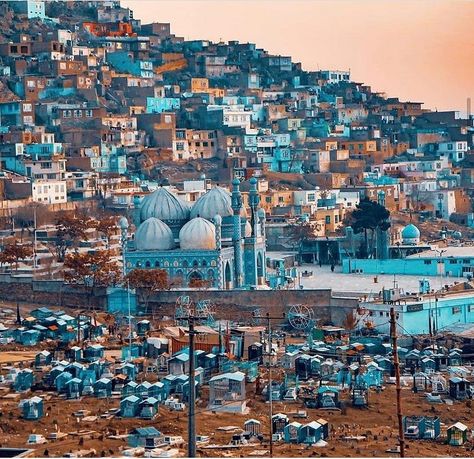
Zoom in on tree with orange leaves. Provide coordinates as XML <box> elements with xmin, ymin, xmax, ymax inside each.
<box><xmin>91</xmin><ymin>216</ymin><xmax>118</xmax><ymax>249</ymax></box>
<box><xmin>125</xmin><ymin>268</ymin><xmax>170</xmax><ymax>314</ymax></box>
<box><xmin>0</xmin><ymin>241</ymin><xmax>32</xmax><ymax>272</ymax></box>
<box><xmin>64</xmin><ymin>249</ymin><xmax>121</xmax><ymax>310</ymax></box>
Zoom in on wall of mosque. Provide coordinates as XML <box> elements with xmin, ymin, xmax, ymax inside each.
<box><xmin>125</xmin><ymin>248</ymin><xmax>235</xmax><ymax>288</ymax></box>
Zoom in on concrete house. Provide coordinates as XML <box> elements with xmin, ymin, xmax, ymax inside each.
<box><xmin>120</xmin><ymin>395</ymin><xmax>140</xmax><ymax>418</ymax></box>
<box><xmin>447</xmin><ymin>422</ymin><xmax>469</xmax><ymax>446</ymax></box>
<box><xmin>208</xmin><ymin>371</ymin><xmax>246</xmax><ymax>413</ymax></box>
<box><xmin>20</xmin><ymin>396</ymin><xmax>43</xmax><ymax>420</ymax></box>
<box><xmin>128</xmin><ymin>426</ymin><xmax>162</xmax><ymax>448</ymax></box>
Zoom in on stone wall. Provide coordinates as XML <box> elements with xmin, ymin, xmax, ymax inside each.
<box><xmin>147</xmin><ymin>288</ymin><xmax>336</xmax><ymax>325</ymax></box>
<box><xmin>0</xmin><ymin>274</ymin><xmax>106</xmax><ymax>310</ymax></box>
<box><xmin>0</xmin><ymin>274</ymin><xmax>359</xmax><ymax>326</ymax></box>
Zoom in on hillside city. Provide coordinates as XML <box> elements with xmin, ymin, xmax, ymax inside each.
<box><xmin>0</xmin><ymin>1</ymin><xmax>474</xmax><ymax>458</ymax></box>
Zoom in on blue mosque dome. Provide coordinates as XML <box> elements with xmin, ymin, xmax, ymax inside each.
<box><xmin>179</xmin><ymin>217</ymin><xmax>216</xmax><ymax>250</ymax></box>
<box><xmin>139</xmin><ymin>187</ymin><xmax>190</xmax><ymax>223</ymax></box>
<box><xmin>135</xmin><ymin>217</ymin><xmax>174</xmax><ymax>251</ymax></box>
<box><xmin>190</xmin><ymin>187</ymin><xmax>233</xmax><ymax>219</ymax></box>
<box><xmin>401</xmin><ymin>223</ymin><xmax>420</xmax><ymax>245</ymax></box>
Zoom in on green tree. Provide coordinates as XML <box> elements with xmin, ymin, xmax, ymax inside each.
<box><xmin>347</xmin><ymin>198</ymin><xmax>390</xmax><ymax>258</ymax></box>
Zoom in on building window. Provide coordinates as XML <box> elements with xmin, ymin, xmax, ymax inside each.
<box><xmin>154</xmin><ymin>261</ymin><xmax>160</xmax><ymax>267</ymax></box>
<box><xmin>452</xmin><ymin>307</ymin><xmax>461</xmax><ymax>314</ymax></box>
<box><xmin>424</xmin><ymin>260</ymin><xmax>432</xmax><ymax>265</ymax></box>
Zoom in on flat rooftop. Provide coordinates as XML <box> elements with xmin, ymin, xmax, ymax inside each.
<box><xmin>297</xmin><ymin>265</ymin><xmax>450</xmax><ymax>296</ymax></box>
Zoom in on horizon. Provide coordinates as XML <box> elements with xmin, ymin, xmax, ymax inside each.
<box><xmin>123</xmin><ymin>0</ymin><xmax>474</xmax><ymax>115</ymax></box>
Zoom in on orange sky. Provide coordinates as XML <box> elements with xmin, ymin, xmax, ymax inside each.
<box><xmin>123</xmin><ymin>0</ymin><xmax>474</xmax><ymax>113</ymax></box>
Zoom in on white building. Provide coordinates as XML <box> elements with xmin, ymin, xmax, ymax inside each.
<box><xmin>32</xmin><ymin>180</ymin><xmax>67</xmax><ymax>204</ymax></box>
<box><xmin>437</xmin><ymin>141</ymin><xmax>468</xmax><ymax>163</ymax></box>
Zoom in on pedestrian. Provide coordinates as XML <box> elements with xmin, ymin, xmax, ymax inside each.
<box><xmin>330</xmin><ymin>264</ymin><xmax>335</xmax><ymax>272</ymax></box>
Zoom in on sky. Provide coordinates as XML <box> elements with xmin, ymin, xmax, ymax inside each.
<box><xmin>122</xmin><ymin>0</ymin><xmax>474</xmax><ymax>114</ymax></box>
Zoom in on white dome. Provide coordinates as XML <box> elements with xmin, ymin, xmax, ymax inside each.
<box><xmin>190</xmin><ymin>187</ymin><xmax>233</xmax><ymax>219</ymax></box>
<box><xmin>140</xmin><ymin>187</ymin><xmax>190</xmax><ymax>223</ymax></box>
<box><xmin>179</xmin><ymin>217</ymin><xmax>216</xmax><ymax>250</ymax></box>
<box><xmin>135</xmin><ymin>217</ymin><xmax>174</xmax><ymax>251</ymax></box>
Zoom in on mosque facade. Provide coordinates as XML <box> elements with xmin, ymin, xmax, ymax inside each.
<box><xmin>120</xmin><ymin>178</ymin><xmax>267</xmax><ymax>289</ymax></box>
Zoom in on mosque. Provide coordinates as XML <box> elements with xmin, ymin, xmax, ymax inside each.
<box><xmin>119</xmin><ymin>178</ymin><xmax>267</xmax><ymax>289</ymax></box>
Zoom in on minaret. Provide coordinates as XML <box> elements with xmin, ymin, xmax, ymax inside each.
<box><xmin>213</xmin><ymin>214</ymin><xmax>222</xmax><ymax>250</ymax></box>
<box><xmin>118</xmin><ymin>216</ymin><xmax>129</xmax><ymax>276</ymax></box>
<box><xmin>214</xmin><ymin>214</ymin><xmax>223</xmax><ymax>289</ymax></box>
<box><xmin>249</xmin><ymin>177</ymin><xmax>259</xmax><ymax>237</ymax></box>
<box><xmin>133</xmin><ymin>194</ymin><xmax>141</xmax><ymax>228</ymax></box>
<box><xmin>376</xmin><ymin>190</ymin><xmax>389</xmax><ymax>260</ymax></box>
<box><xmin>231</xmin><ymin>178</ymin><xmax>243</xmax><ymax>288</ymax></box>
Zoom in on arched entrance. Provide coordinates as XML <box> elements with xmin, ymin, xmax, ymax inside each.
<box><xmin>188</xmin><ymin>270</ymin><xmax>203</xmax><ymax>288</ymax></box>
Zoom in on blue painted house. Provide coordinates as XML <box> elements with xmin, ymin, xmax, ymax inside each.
<box><xmin>139</xmin><ymin>397</ymin><xmax>159</xmax><ymax>419</ymax></box>
<box><xmin>65</xmin><ymin>378</ymin><xmax>83</xmax><ymax>399</ymax></box>
<box><xmin>284</xmin><ymin>422</ymin><xmax>303</xmax><ymax>443</ymax></box>
<box><xmin>21</xmin><ymin>396</ymin><xmax>44</xmax><ymax>420</ymax></box>
<box><xmin>14</xmin><ymin>369</ymin><xmax>34</xmax><ymax>392</ymax></box>
<box><xmin>120</xmin><ymin>395</ymin><xmax>140</xmax><ymax>418</ymax></box>
<box><xmin>55</xmin><ymin>371</ymin><xmax>73</xmax><ymax>393</ymax></box>
<box><xmin>300</xmin><ymin>421</ymin><xmax>324</xmax><ymax>445</ymax></box>
<box><xmin>94</xmin><ymin>378</ymin><xmax>112</xmax><ymax>398</ymax></box>
<box><xmin>84</xmin><ymin>344</ymin><xmax>105</xmax><ymax>362</ymax></box>
<box><xmin>128</xmin><ymin>427</ymin><xmax>162</xmax><ymax>448</ymax></box>
<box><xmin>122</xmin><ymin>381</ymin><xmax>138</xmax><ymax>397</ymax></box>
<box><xmin>35</xmin><ymin>350</ymin><xmax>52</xmax><ymax>367</ymax></box>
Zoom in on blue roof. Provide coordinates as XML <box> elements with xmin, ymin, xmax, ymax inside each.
<box><xmin>131</xmin><ymin>427</ymin><xmax>161</xmax><ymax>437</ymax></box>
<box><xmin>122</xmin><ymin>395</ymin><xmax>140</xmax><ymax>403</ymax></box>
<box><xmin>402</xmin><ymin>224</ymin><xmax>420</xmax><ymax>239</ymax></box>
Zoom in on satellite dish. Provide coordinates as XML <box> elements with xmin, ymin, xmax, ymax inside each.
<box><xmin>287</xmin><ymin>305</ymin><xmax>314</xmax><ymax>330</ymax></box>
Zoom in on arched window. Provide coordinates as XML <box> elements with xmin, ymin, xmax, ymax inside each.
<box><xmin>135</xmin><ymin>261</ymin><xmax>142</xmax><ymax>268</ymax></box>
<box><xmin>145</xmin><ymin>260</ymin><xmax>151</xmax><ymax>268</ymax></box>
<box><xmin>192</xmin><ymin>260</ymin><xmax>199</xmax><ymax>268</ymax></box>
<box><xmin>183</xmin><ymin>260</ymin><xmax>189</xmax><ymax>268</ymax></box>
<box><xmin>202</xmin><ymin>260</ymin><xmax>207</xmax><ymax>267</ymax></box>
<box><xmin>154</xmin><ymin>261</ymin><xmax>160</xmax><ymax>268</ymax></box>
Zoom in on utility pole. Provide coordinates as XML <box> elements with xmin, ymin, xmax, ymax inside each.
<box><xmin>188</xmin><ymin>315</ymin><xmax>196</xmax><ymax>459</ymax></box>
<box><xmin>390</xmin><ymin>307</ymin><xmax>405</xmax><ymax>458</ymax></box>
<box><xmin>253</xmin><ymin>311</ymin><xmax>285</xmax><ymax>458</ymax></box>
<box><xmin>176</xmin><ymin>302</ymin><xmax>209</xmax><ymax>458</ymax></box>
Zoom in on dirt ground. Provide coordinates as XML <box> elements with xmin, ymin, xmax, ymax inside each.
<box><xmin>0</xmin><ymin>380</ymin><xmax>473</xmax><ymax>458</ymax></box>
<box><xmin>0</xmin><ymin>351</ymin><xmax>37</xmax><ymax>364</ymax></box>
